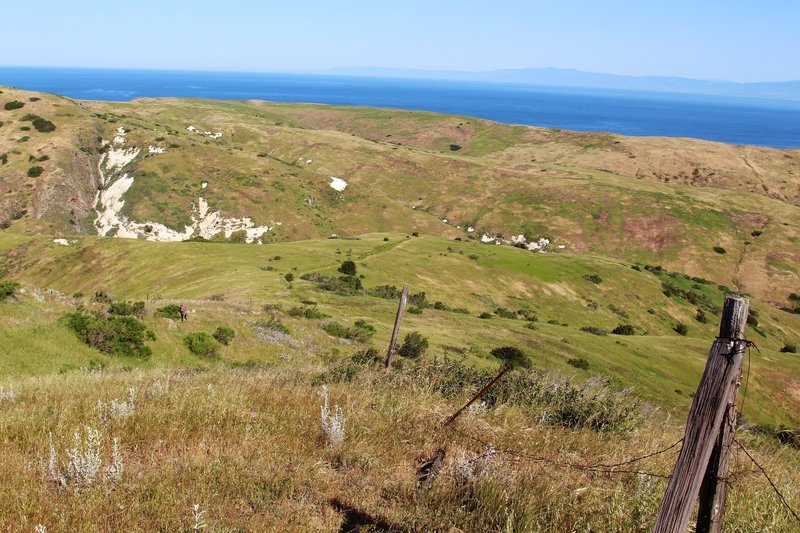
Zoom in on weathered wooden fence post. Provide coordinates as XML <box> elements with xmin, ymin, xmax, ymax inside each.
<box><xmin>385</xmin><ymin>286</ymin><xmax>409</xmax><ymax>369</ymax></box>
<box><xmin>653</xmin><ymin>295</ymin><xmax>749</xmax><ymax>533</ymax></box>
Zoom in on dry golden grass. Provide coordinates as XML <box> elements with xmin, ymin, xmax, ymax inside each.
<box><xmin>0</xmin><ymin>364</ymin><xmax>797</xmax><ymax>532</ymax></box>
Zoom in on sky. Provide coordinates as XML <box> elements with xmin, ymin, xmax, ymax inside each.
<box><xmin>1</xmin><ymin>0</ymin><xmax>798</xmax><ymax>83</ymax></box>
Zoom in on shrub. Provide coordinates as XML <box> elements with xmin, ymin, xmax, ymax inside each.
<box><xmin>583</xmin><ymin>274</ymin><xmax>603</xmax><ymax>284</ymax></box>
<box><xmin>747</xmin><ymin>309</ymin><xmax>759</xmax><ymax>327</ymax></box>
<box><xmin>713</xmin><ymin>246</ymin><xmax>727</xmax><ymax>254</ymax></box>
<box><xmin>0</xmin><ymin>279</ymin><xmax>21</xmax><ymax>300</ymax></box>
<box><xmin>212</xmin><ymin>326</ymin><xmax>235</xmax><ymax>345</ymax></box>
<box><xmin>780</xmin><ymin>344</ymin><xmax>797</xmax><ymax>354</ymax></box>
<box><xmin>580</xmin><ymin>326</ymin><xmax>607</xmax><ymax>336</ymax></box>
<box><xmin>4</xmin><ymin>101</ymin><xmax>25</xmax><ymax>110</ymax></box>
<box><xmin>183</xmin><ymin>332</ymin><xmax>219</xmax><ymax>358</ymax></box>
<box><xmin>449</xmin><ymin>144</ymin><xmax>462</xmax><ymax>151</ymax></box>
<box><xmin>287</xmin><ymin>306</ymin><xmax>328</xmax><ymax>319</ymax></box>
<box><xmin>696</xmin><ymin>309</ymin><xmax>708</xmax><ymax>323</ymax></box>
<box><xmin>284</xmin><ymin>272</ymin><xmax>294</xmax><ymax>282</ymax></box>
<box><xmin>63</xmin><ymin>309</ymin><xmax>152</xmax><ymax>358</ymax></box>
<box><xmin>751</xmin><ymin>230</ymin><xmax>763</xmax><ymax>237</ymax></box>
<box><xmin>567</xmin><ymin>357</ymin><xmax>590</xmax><ymax>370</ymax></box>
<box><xmin>674</xmin><ymin>323</ymin><xmax>689</xmax><ymax>336</ymax></box>
<box><xmin>397</xmin><ymin>331</ymin><xmax>428</xmax><ymax>359</ymax></box>
<box><xmin>156</xmin><ymin>304</ymin><xmax>182</xmax><ymax>320</ymax></box>
<box><xmin>490</xmin><ymin>346</ymin><xmax>530</xmax><ymax>369</ymax></box>
<box><xmin>337</xmin><ymin>260</ymin><xmax>357</xmax><ymax>276</ymax></box>
<box><xmin>611</xmin><ymin>324</ymin><xmax>636</xmax><ymax>335</ymax></box>
<box><xmin>408</xmin><ymin>291</ymin><xmax>427</xmax><ymax>308</ymax></box>
<box><xmin>321</xmin><ymin>320</ymin><xmax>375</xmax><ymax>342</ymax></box>
<box><xmin>27</xmin><ymin>166</ymin><xmax>44</xmax><ymax>177</ymax></box>
<box><xmin>32</xmin><ymin>117</ymin><xmax>56</xmax><ymax>132</ymax></box>
<box><xmin>408</xmin><ymin>306</ymin><xmax>424</xmax><ymax>314</ymax></box>
<box><xmin>494</xmin><ymin>307</ymin><xmax>516</xmax><ymax>319</ymax></box>
<box><xmin>478</xmin><ymin>312</ymin><xmax>493</xmax><ymax>319</ymax></box>
<box><xmin>366</xmin><ymin>284</ymin><xmax>402</xmax><ymax>299</ymax></box>
<box><xmin>108</xmin><ymin>301</ymin><xmax>146</xmax><ymax>318</ymax></box>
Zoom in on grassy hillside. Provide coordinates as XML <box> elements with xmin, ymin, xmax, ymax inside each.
<box><xmin>2</xmin><ymin>231</ymin><xmax>799</xmax><ymax>427</ymax></box>
<box><xmin>1</xmin><ymin>87</ymin><xmax>799</xmax><ymax>303</ymax></box>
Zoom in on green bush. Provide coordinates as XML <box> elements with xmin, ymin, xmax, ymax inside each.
<box><xmin>580</xmin><ymin>326</ymin><xmax>607</xmax><ymax>336</ymax></box>
<box><xmin>494</xmin><ymin>307</ymin><xmax>516</xmax><ymax>319</ymax></box>
<box><xmin>780</xmin><ymin>344</ymin><xmax>797</xmax><ymax>354</ymax></box>
<box><xmin>156</xmin><ymin>304</ymin><xmax>182</xmax><ymax>320</ymax></box>
<box><xmin>696</xmin><ymin>309</ymin><xmax>708</xmax><ymax>323</ymax></box>
<box><xmin>27</xmin><ymin>166</ymin><xmax>44</xmax><ymax>177</ymax></box>
<box><xmin>0</xmin><ymin>279</ymin><xmax>21</xmax><ymax>300</ymax></box>
<box><xmin>337</xmin><ymin>260</ymin><xmax>357</xmax><ymax>276</ymax></box>
<box><xmin>713</xmin><ymin>246</ymin><xmax>727</xmax><ymax>254</ymax></box>
<box><xmin>212</xmin><ymin>326</ymin><xmax>236</xmax><ymax>345</ymax></box>
<box><xmin>184</xmin><ymin>332</ymin><xmax>219</xmax><ymax>357</ymax></box>
<box><xmin>108</xmin><ymin>300</ymin><xmax>146</xmax><ymax>318</ymax></box>
<box><xmin>490</xmin><ymin>346</ymin><xmax>530</xmax><ymax>369</ymax></box>
<box><xmin>4</xmin><ymin>101</ymin><xmax>25</xmax><ymax>110</ymax></box>
<box><xmin>567</xmin><ymin>357</ymin><xmax>590</xmax><ymax>370</ymax></box>
<box><xmin>397</xmin><ymin>331</ymin><xmax>429</xmax><ymax>359</ymax></box>
<box><xmin>751</xmin><ymin>230</ymin><xmax>763</xmax><ymax>237</ymax></box>
<box><xmin>674</xmin><ymin>323</ymin><xmax>689</xmax><ymax>336</ymax></box>
<box><xmin>63</xmin><ymin>309</ymin><xmax>152</xmax><ymax>358</ymax></box>
<box><xmin>32</xmin><ymin>117</ymin><xmax>56</xmax><ymax>133</ymax></box>
<box><xmin>583</xmin><ymin>274</ymin><xmax>603</xmax><ymax>284</ymax></box>
<box><xmin>611</xmin><ymin>324</ymin><xmax>636</xmax><ymax>335</ymax></box>
<box><xmin>284</xmin><ymin>272</ymin><xmax>294</xmax><ymax>282</ymax></box>
<box><xmin>321</xmin><ymin>320</ymin><xmax>375</xmax><ymax>342</ymax></box>
<box><xmin>478</xmin><ymin>312</ymin><xmax>493</xmax><ymax>319</ymax></box>
<box><xmin>287</xmin><ymin>306</ymin><xmax>329</xmax><ymax>319</ymax></box>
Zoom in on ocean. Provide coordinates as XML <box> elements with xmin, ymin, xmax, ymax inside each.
<box><xmin>2</xmin><ymin>66</ymin><xmax>800</xmax><ymax>149</ymax></box>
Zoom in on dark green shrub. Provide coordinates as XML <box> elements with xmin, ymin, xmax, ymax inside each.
<box><xmin>494</xmin><ymin>307</ymin><xmax>517</xmax><ymax>319</ymax></box>
<box><xmin>321</xmin><ymin>320</ymin><xmax>375</xmax><ymax>342</ymax></box>
<box><xmin>713</xmin><ymin>246</ymin><xmax>726</xmax><ymax>254</ymax></box>
<box><xmin>674</xmin><ymin>323</ymin><xmax>689</xmax><ymax>336</ymax></box>
<box><xmin>156</xmin><ymin>304</ymin><xmax>182</xmax><ymax>320</ymax></box>
<box><xmin>408</xmin><ymin>291</ymin><xmax>427</xmax><ymax>308</ymax></box>
<box><xmin>580</xmin><ymin>326</ymin><xmax>607</xmax><ymax>336</ymax></box>
<box><xmin>408</xmin><ymin>306</ymin><xmax>424</xmax><ymax>315</ymax></box>
<box><xmin>63</xmin><ymin>309</ymin><xmax>152</xmax><ymax>358</ymax></box>
<box><xmin>108</xmin><ymin>300</ymin><xmax>146</xmax><ymax>318</ymax></box>
<box><xmin>366</xmin><ymin>284</ymin><xmax>402</xmax><ymax>299</ymax></box>
<box><xmin>747</xmin><ymin>309</ymin><xmax>759</xmax><ymax>327</ymax></box>
<box><xmin>287</xmin><ymin>306</ymin><xmax>328</xmax><ymax>319</ymax></box>
<box><xmin>696</xmin><ymin>310</ymin><xmax>708</xmax><ymax>323</ymax></box>
<box><xmin>32</xmin><ymin>117</ymin><xmax>56</xmax><ymax>132</ymax></box>
<box><xmin>478</xmin><ymin>312</ymin><xmax>493</xmax><ymax>319</ymax></box>
<box><xmin>93</xmin><ymin>290</ymin><xmax>112</xmax><ymax>303</ymax></box>
<box><xmin>567</xmin><ymin>357</ymin><xmax>590</xmax><ymax>370</ymax></box>
<box><xmin>184</xmin><ymin>332</ymin><xmax>219</xmax><ymax>357</ymax></box>
<box><xmin>284</xmin><ymin>272</ymin><xmax>294</xmax><ymax>282</ymax></box>
<box><xmin>397</xmin><ymin>331</ymin><xmax>428</xmax><ymax>359</ymax></box>
<box><xmin>0</xmin><ymin>279</ymin><xmax>20</xmax><ymax>300</ymax></box>
<box><xmin>751</xmin><ymin>230</ymin><xmax>763</xmax><ymax>237</ymax></box>
<box><xmin>337</xmin><ymin>260</ymin><xmax>357</xmax><ymax>276</ymax></box>
<box><xmin>789</xmin><ymin>293</ymin><xmax>799</xmax><ymax>302</ymax></box>
<box><xmin>212</xmin><ymin>326</ymin><xmax>235</xmax><ymax>345</ymax></box>
<box><xmin>449</xmin><ymin>144</ymin><xmax>462</xmax><ymax>151</ymax></box>
<box><xmin>27</xmin><ymin>166</ymin><xmax>44</xmax><ymax>177</ymax></box>
<box><xmin>611</xmin><ymin>324</ymin><xmax>636</xmax><ymax>335</ymax></box>
<box><xmin>490</xmin><ymin>346</ymin><xmax>530</xmax><ymax>369</ymax></box>
<box><xmin>4</xmin><ymin>101</ymin><xmax>25</xmax><ymax>110</ymax></box>
<box><xmin>780</xmin><ymin>344</ymin><xmax>797</xmax><ymax>354</ymax></box>
<box><xmin>583</xmin><ymin>274</ymin><xmax>603</xmax><ymax>284</ymax></box>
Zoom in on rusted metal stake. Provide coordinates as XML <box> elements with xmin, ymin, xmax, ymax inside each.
<box><xmin>441</xmin><ymin>365</ymin><xmax>512</xmax><ymax>428</ymax></box>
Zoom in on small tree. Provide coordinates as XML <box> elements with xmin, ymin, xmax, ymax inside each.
<box><xmin>4</xmin><ymin>101</ymin><xmax>25</xmax><ymax>111</ymax></box>
<box><xmin>674</xmin><ymin>323</ymin><xmax>689</xmax><ymax>336</ymax></box>
<box><xmin>397</xmin><ymin>331</ymin><xmax>429</xmax><ymax>359</ymax></box>
<box><xmin>490</xmin><ymin>346</ymin><xmax>530</xmax><ymax>369</ymax></box>
<box><xmin>27</xmin><ymin>166</ymin><xmax>44</xmax><ymax>177</ymax></box>
<box><xmin>337</xmin><ymin>260</ymin><xmax>357</xmax><ymax>276</ymax></box>
<box><xmin>611</xmin><ymin>324</ymin><xmax>636</xmax><ymax>335</ymax></box>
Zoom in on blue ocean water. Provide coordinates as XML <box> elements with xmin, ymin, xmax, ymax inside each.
<box><xmin>2</xmin><ymin>67</ymin><xmax>800</xmax><ymax>148</ymax></box>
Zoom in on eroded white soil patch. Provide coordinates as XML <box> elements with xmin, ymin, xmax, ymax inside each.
<box><xmin>94</xmin><ymin>128</ymin><xmax>272</xmax><ymax>243</ymax></box>
<box><xmin>329</xmin><ymin>176</ymin><xmax>348</xmax><ymax>191</ymax></box>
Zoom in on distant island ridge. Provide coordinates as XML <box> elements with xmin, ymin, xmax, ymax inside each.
<box><xmin>2</xmin><ymin>66</ymin><xmax>800</xmax><ymax>148</ymax></box>
<box><xmin>321</xmin><ymin>66</ymin><xmax>800</xmax><ymax>101</ymax></box>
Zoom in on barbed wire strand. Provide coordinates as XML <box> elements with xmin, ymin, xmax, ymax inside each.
<box><xmin>733</xmin><ymin>437</ymin><xmax>800</xmax><ymax>525</ymax></box>
<box><xmin>450</xmin><ymin>426</ymin><xmax>680</xmax><ymax>480</ymax></box>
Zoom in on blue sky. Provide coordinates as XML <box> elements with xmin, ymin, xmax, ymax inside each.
<box><xmin>1</xmin><ymin>0</ymin><xmax>798</xmax><ymax>82</ymax></box>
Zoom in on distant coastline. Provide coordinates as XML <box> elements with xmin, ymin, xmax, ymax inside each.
<box><xmin>2</xmin><ymin>66</ymin><xmax>800</xmax><ymax>148</ymax></box>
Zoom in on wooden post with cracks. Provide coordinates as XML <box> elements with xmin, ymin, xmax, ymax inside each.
<box><xmin>653</xmin><ymin>295</ymin><xmax>749</xmax><ymax>533</ymax></box>
<box><xmin>384</xmin><ymin>286</ymin><xmax>409</xmax><ymax>369</ymax></box>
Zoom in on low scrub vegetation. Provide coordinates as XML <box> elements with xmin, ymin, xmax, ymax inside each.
<box><xmin>63</xmin><ymin>308</ymin><xmax>154</xmax><ymax>358</ymax></box>
<box><xmin>0</xmin><ymin>279</ymin><xmax>20</xmax><ymax>301</ymax></box>
<box><xmin>183</xmin><ymin>332</ymin><xmax>219</xmax><ymax>358</ymax></box>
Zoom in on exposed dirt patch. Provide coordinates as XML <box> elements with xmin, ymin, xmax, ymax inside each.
<box><xmin>623</xmin><ymin>215</ymin><xmax>683</xmax><ymax>252</ymax></box>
